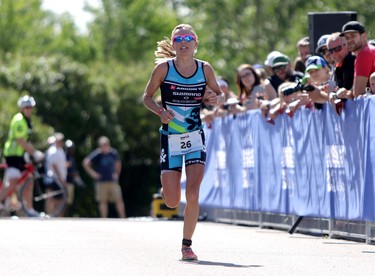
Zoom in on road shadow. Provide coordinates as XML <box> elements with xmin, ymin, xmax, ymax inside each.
<box><xmin>181</xmin><ymin>259</ymin><xmax>263</xmax><ymax>268</ymax></box>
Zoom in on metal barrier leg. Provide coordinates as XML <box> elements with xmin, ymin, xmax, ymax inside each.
<box><xmin>366</xmin><ymin>221</ymin><xmax>370</xmax><ymax>244</ymax></box>
<box><xmin>288</xmin><ymin>216</ymin><xmax>304</xmax><ymax>234</ymax></box>
<box><xmin>329</xmin><ymin>219</ymin><xmax>333</xmax><ymax>238</ymax></box>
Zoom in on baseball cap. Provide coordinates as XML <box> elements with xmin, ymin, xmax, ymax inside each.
<box><xmin>339</xmin><ymin>21</ymin><xmax>365</xmax><ymax>36</ymax></box>
<box><xmin>305</xmin><ymin>55</ymin><xmax>328</xmax><ymax>72</ymax></box>
<box><xmin>271</xmin><ymin>55</ymin><xmax>290</xmax><ymax>68</ymax></box>
<box><xmin>47</xmin><ymin>132</ymin><xmax>65</xmax><ymax>144</ymax></box>
<box><xmin>264</xmin><ymin>51</ymin><xmax>283</xmax><ymax>67</ymax></box>
<box><xmin>316</xmin><ymin>34</ymin><xmax>330</xmax><ymax>53</ymax></box>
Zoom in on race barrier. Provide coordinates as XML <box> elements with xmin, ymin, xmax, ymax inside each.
<box><xmin>180</xmin><ymin>97</ymin><xmax>375</xmax><ymax>243</ymax></box>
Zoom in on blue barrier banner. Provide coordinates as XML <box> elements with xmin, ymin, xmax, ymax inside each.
<box><xmin>181</xmin><ymin>97</ymin><xmax>375</xmax><ymax>222</ymax></box>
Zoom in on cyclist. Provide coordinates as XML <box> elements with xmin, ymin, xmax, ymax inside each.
<box><xmin>0</xmin><ymin>95</ymin><xmax>44</xmax><ymax>211</ymax></box>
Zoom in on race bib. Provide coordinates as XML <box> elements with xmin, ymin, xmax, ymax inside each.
<box><xmin>168</xmin><ymin>130</ymin><xmax>203</xmax><ymax>157</ymax></box>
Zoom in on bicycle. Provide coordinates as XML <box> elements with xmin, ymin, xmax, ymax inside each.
<box><xmin>0</xmin><ymin>162</ymin><xmax>67</xmax><ymax>218</ymax></box>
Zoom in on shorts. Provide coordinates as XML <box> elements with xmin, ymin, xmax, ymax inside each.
<box><xmin>95</xmin><ymin>181</ymin><xmax>123</xmax><ymax>203</ymax></box>
<box><xmin>66</xmin><ymin>183</ymin><xmax>75</xmax><ymax>205</ymax></box>
<box><xmin>160</xmin><ymin>130</ymin><xmax>206</xmax><ymax>172</ymax></box>
<box><xmin>4</xmin><ymin>156</ymin><xmax>26</xmax><ymax>184</ymax></box>
<box><xmin>45</xmin><ymin>181</ymin><xmax>64</xmax><ymax>199</ymax></box>
<box><xmin>4</xmin><ymin>167</ymin><xmax>22</xmax><ymax>184</ymax></box>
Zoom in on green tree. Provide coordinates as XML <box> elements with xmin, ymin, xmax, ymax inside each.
<box><xmin>88</xmin><ymin>0</ymin><xmax>179</xmax><ymax>62</ymax></box>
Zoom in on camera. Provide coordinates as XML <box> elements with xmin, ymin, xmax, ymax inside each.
<box><xmin>281</xmin><ymin>80</ymin><xmax>314</xmax><ymax>96</ymax></box>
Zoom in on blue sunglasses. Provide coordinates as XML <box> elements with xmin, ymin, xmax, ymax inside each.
<box><xmin>172</xmin><ymin>34</ymin><xmax>197</xmax><ymax>43</ymax></box>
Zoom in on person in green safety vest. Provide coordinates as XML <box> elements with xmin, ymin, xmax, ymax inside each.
<box><xmin>0</xmin><ymin>95</ymin><xmax>44</xmax><ymax>212</ymax></box>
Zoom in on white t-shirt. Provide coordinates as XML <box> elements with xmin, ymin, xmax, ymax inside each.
<box><xmin>45</xmin><ymin>145</ymin><xmax>67</xmax><ymax>182</ymax></box>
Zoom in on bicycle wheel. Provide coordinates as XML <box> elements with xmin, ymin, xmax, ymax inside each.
<box><xmin>18</xmin><ymin>175</ymin><xmax>67</xmax><ymax>217</ymax></box>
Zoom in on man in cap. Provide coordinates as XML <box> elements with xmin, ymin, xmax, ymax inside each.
<box><xmin>264</xmin><ymin>51</ymin><xmax>283</xmax><ymax>92</ymax></box>
<box><xmin>264</xmin><ymin>53</ymin><xmax>303</xmax><ymax>98</ymax></box>
<box><xmin>316</xmin><ymin>34</ymin><xmax>336</xmax><ymax>69</ymax></box>
<box><xmin>337</xmin><ymin>21</ymin><xmax>375</xmax><ymax>98</ymax></box>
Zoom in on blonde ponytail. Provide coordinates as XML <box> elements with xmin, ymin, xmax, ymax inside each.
<box><xmin>154</xmin><ymin>37</ymin><xmax>175</xmax><ymax>64</ymax></box>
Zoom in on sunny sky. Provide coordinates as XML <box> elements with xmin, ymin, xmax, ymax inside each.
<box><xmin>42</xmin><ymin>0</ymin><xmax>101</xmax><ymax>33</ymax></box>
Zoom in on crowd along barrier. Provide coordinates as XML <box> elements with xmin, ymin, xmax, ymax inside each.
<box><xmin>180</xmin><ymin>97</ymin><xmax>375</xmax><ymax>243</ymax></box>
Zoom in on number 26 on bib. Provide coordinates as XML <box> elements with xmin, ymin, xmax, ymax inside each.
<box><xmin>168</xmin><ymin>130</ymin><xmax>203</xmax><ymax>157</ymax></box>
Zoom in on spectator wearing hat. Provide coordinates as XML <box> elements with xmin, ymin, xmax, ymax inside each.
<box><xmin>264</xmin><ymin>53</ymin><xmax>303</xmax><ymax>99</ymax></box>
<box><xmin>216</xmin><ymin>77</ymin><xmax>240</xmax><ymax>115</ymax></box>
<box><xmin>316</xmin><ymin>34</ymin><xmax>336</xmax><ymax>70</ymax></box>
<box><xmin>264</xmin><ymin>51</ymin><xmax>283</xmax><ymax>89</ymax></box>
<box><xmin>304</xmin><ymin>56</ymin><xmax>331</xmax><ymax>106</ymax></box>
<box><xmin>44</xmin><ymin>133</ymin><xmax>67</xmax><ymax>217</ymax></box>
<box><xmin>294</xmin><ymin>36</ymin><xmax>311</xmax><ymax>74</ymax></box>
<box><xmin>337</xmin><ymin>21</ymin><xmax>375</xmax><ymax>98</ymax></box>
<box><xmin>326</xmin><ymin>32</ymin><xmax>356</xmax><ymax>91</ymax></box>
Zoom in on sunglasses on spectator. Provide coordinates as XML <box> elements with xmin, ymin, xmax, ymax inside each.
<box><xmin>240</xmin><ymin>72</ymin><xmax>253</xmax><ymax>79</ymax></box>
<box><xmin>319</xmin><ymin>48</ymin><xmax>330</xmax><ymax>56</ymax></box>
<box><xmin>172</xmin><ymin>34</ymin><xmax>196</xmax><ymax>43</ymax></box>
<box><xmin>273</xmin><ymin>65</ymin><xmax>287</xmax><ymax>73</ymax></box>
<box><xmin>328</xmin><ymin>44</ymin><xmax>346</xmax><ymax>54</ymax></box>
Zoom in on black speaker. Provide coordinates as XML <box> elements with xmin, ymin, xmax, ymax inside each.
<box><xmin>308</xmin><ymin>11</ymin><xmax>357</xmax><ymax>54</ymax></box>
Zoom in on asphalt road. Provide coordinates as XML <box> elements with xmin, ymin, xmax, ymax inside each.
<box><xmin>0</xmin><ymin>217</ymin><xmax>374</xmax><ymax>276</ymax></box>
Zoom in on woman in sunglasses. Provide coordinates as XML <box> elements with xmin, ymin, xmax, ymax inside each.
<box><xmin>236</xmin><ymin>64</ymin><xmax>266</xmax><ymax>110</ymax></box>
<box><xmin>143</xmin><ymin>24</ymin><xmax>224</xmax><ymax>261</ymax></box>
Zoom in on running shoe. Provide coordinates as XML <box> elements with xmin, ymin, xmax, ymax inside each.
<box><xmin>181</xmin><ymin>246</ymin><xmax>198</xmax><ymax>261</ymax></box>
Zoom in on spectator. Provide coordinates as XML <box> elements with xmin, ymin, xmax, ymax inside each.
<box><xmin>264</xmin><ymin>53</ymin><xmax>303</xmax><ymax>99</ymax></box>
<box><xmin>264</xmin><ymin>50</ymin><xmax>283</xmax><ymax>89</ymax></box>
<box><xmin>0</xmin><ymin>95</ymin><xmax>44</xmax><ymax>212</ymax></box>
<box><xmin>337</xmin><ymin>21</ymin><xmax>375</xmax><ymax>98</ymax></box>
<box><xmin>327</xmin><ymin>32</ymin><xmax>356</xmax><ymax>90</ymax></box>
<box><xmin>201</xmin><ymin>88</ymin><xmax>221</xmax><ymax>127</ymax></box>
<box><xmin>316</xmin><ymin>34</ymin><xmax>336</xmax><ymax>70</ymax></box>
<box><xmin>216</xmin><ymin>77</ymin><xmax>241</xmax><ymax>116</ymax></box>
<box><xmin>217</xmin><ymin>76</ymin><xmax>238</xmax><ymax>102</ymax></box>
<box><xmin>236</xmin><ymin>64</ymin><xmax>266</xmax><ymax>109</ymax></box>
<box><xmin>304</xmin><ymin>56</ymin><xmax>331</xmax><ymax>106</ymax></box>
<box><xmin>64</xmin><ymin>139</ymin><xmax>85</xmax><ymax>217</ymax></box>
<box><xmin>83</xmin><ymin>136</ymin><xmax>126</xmax><ymax>218</ymax></box>
<box><xmin>253</xmin><ymin>64</ymin><xmax>268</xmax><ymax>83</ymax></box>
<box><xmin>294</xmin><ymin>36</ymin><xmax>310</xmax><ymax>73</ymax></box>
<box><xmin>44</xmin><ymin>133</ymin><xmax>67</xmax><ymax>216</ymax></box>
